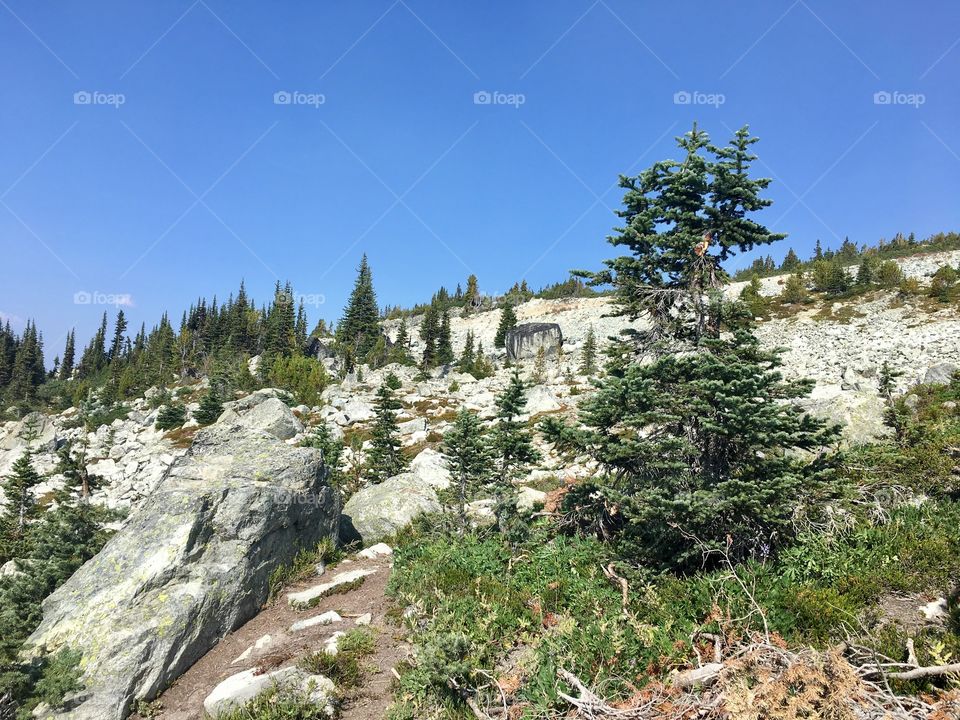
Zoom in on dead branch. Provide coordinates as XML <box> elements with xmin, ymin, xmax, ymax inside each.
<box><xmin>602</xmin><ymin>563</ymin><xmax>629</xmax><ymax>610</ymax></box>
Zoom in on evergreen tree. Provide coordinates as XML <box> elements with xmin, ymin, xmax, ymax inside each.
<box><xmin>579</xmin><ymin>325</ymin><xmax>598</xmax><ymax>376</ymax></box>
<box><xmin>458</xmin><ymin>331</ymin><xmax>476</xmax><ymax>373</ymax></box>
<box><xmin>810</xmin><ymin>259</ymin><xmax>851</xmax><ymax>295</ymax></box>
<box><xmin>442</xmin><ymin>408</ymin><xmax>491</xmax><ymax>527</ymax></box>
<box><xmin>543</xmin><ymin>331</ymin><xmax>838</xmax><ymax>570</ymax></box>
<box><xmin>388</xmin><ymin>318</ymin><xmax>414</xmax><ymax>366</ymax></box>
<box><xmin>0</xmin><ymin>452</ymin><xmax>42</xmax><ymax>562</ymax></box>
<box><xmin>781</xmin><ymin>248</ymin><xmax>801</xmax><ymax>271</ymax></box>
<box><xmin>463</xmin><ymin>274</ymin><xmax>480</xmax><ymax>312</ymax></box>
<box><xmin>492</xmin><ymin>370</ymin><xmax>540</xmax><ymax>484</ymax></box>
<box><xmin>0</xmin><ymin>321</ymin><xmax>15</xmax><ymax>388</ymax></box>
<box><xmin>365</xmin><ymin>383</ymin><xmax>406</xmax><ymax>483</ymax></box>
<box><xmin>108</xmin><ymin>310</ymin><xmax>127</xmax><ymax>363</ymax></box>
<box><xmin>6</xmin><ymin>322</ymin><xmax>44</xmax><ymax>404</ymax></box>
<box><xmin>156</xmin><ymin>403</ymin><xmax>187</xmax><ymax>430</ymax></box>
<box><xmin>739</xmin><ymin>274</ymin><xmax>767</xmax><ymax>315</ymax></box>
<box><xmin>262</xmin><ymin>282</ymin><xmax>297</xmax><ymax>364</ymax></box>
<box><xmin>437</xmin><ymin>310</ymin><xmax>454</xmax><ymax>366</ymax></box>
<box><xmin>531</xmin><ymin>346</ymin><xmax>547</xmax><ymax>384</ymax></box>
<box><xmin>194</xmin><ymin>386</ymin><xmax>223</xmax><ymax>426</ymax></box>
<box><xmin>471</xmin><ymin>342</ymin><xmax>494</xmax><ymax>380</ymax></box>
<box><xmin>576</xmin><ymin>124</ymin><xmax>783</xmax><ymax>345</ymax></box>
<box><xmin>295</xmin><ymin>301</ymin><xmax>308</xmax><ymax>350</ymax></box>
<box><xmin>55</xmin><ymin>440</ymin><xmax>101</xmax><ymax>500</ymax></box>
<box><xmin>812</xmin><ymin>239</ymin><xmax>824</xmax><ymax>261</ymax></box>
<box><xmin>59</xmin><ymin>330</ymin><xmax>75</xmax><ymax>381</ymax></box>
<box><xmin>494</xmin><ymin>305</ymin><xmax>517</xmax><ymax>349</ymax></box>
<box><xmin>780</xmin><ymin>271</ymin><xmax>809</xmax><ymax>304</ymax></box>
<box><xmin>420</xmin><ymin>304</ymin><xmax>440</xmax><ymax>369</ymax></box>
<box><xmin>838</xmin><ymin>236</ymin><xmax>859</xmax><ymax>262</ymax></box>
<box><xmin>856</xmin><ymin>256</ymin><xmax>879</xmax><ymax>286</ymax></box>
<box><xmin>336</xmin><ymin>255</ymin><xmax>381</xmax><ymax>360</ymax></box>
<box><xmin>543</xmin><ymin>127</ymin><xmax>838</xmax><ymax>571</ymax></box>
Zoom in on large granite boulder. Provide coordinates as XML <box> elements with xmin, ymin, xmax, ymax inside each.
<box><xmin>505</xmin><ymin>323</ymin><xmax>562</xmax><ymax>361</ymax></box>
<box><xmin>408</xmin><ymin>448</ymin><xmax>451</xmax><ymax>489</ymax></box>
<box><xmin>24</xmin><ymin>422</ymin><xmax>340</xmax><ymax>720</ymax></box>
<box><xmin>217</xmin><ymin>396</ymin><xmax>303</xmax><ymax>440</ymax></box>
<box><xmin>922</xmin><ymin>362</ymin><xmax>958</xmax><ymax>386</ymax></box>
<box><xmin>340</xmin><ymin>473</ymin><xmax>440</xmax><ymax>544</ymax></box>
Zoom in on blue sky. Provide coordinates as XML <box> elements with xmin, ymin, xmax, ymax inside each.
<box><xmin>1</xmin><ymin>1</ymin><xmax>958</xmax><ymax>354</ymax></box>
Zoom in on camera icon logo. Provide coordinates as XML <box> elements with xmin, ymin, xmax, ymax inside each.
<box><xmin>873</xmin><ymin>91</ymin><xmax>892</xmax><ymax>105</ymax></box>
<box><xmin>73</xmin><ymin>291</ymin><xmax>92</xmax><ymax>305</ymax></box>
<box><xmin>473</xmin><ymin>91</ymin><xmax>492</xmax><ymax>105</ymax></box>
<box><xmin>673</xmin><ymin>90</ymin><xmax>692</xmax><ymax>105</ymax></box>
<box><xmin>74</xmin><ymin>91</ymin><xmax>92</xmax><ymax>105</ymax></box>
<box><xmin>274</xmin><ymin>91</ymin><xmax>292</xmax><ymax>105</ymax></box>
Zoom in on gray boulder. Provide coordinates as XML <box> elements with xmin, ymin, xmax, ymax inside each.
<box><xmin>0</xmin><ymin>411</ymin><xmax>57</xmax><ymax>452</ymax></box>
<box><xmin>922</xmin><ymin>362</ymin><xmax>958</xmax><ymax>386</ymax></box>
<box><xmin>505</xmin><ymin>323</ymin><xmax>563</xmax><ymax>361</ymax></box>
<box><xmin>24</xmin><ymin>423</ymin><xmax>339</xmax><ymax>720</ymax></box>
<box><xmin>341</xmin><ymin>473</ymin><xmax>440</xmax><ymax>544</ymax></box>
<box><xmin>218</xmin><ymin>396</ymin><xmax>303</xmax><ymax>440</ymax></box>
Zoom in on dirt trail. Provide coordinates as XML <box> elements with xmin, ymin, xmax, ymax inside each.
<box><xmin>134</xmin><ymin>552</ymin><xmax>410</xmax><ymax>720</ymax></box>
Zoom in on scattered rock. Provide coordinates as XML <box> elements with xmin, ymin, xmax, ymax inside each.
<box><xmin>341</xmin><ymin>473</ymin><xmax>441</xmax><ymax>544</ymax></box>
<box><xmin>355</xmin><ymin>613</ymin><xmax>372</xmax><ymax>626</ymax></box>
<box><xmin>516</xmin><ymin>487</ymin><xmax>546</xmax><ymax>511</ymax></box>
<box><xmin>288</xmin><ymin>569</ymin><xmax>377</xmax><ymax>609</ymax></box>
<box><xmin>290</xmin><ymin>611</ymin><xmax>343</xmax><ymax>632</ymax></box>
<box><xmin>357</xmin><ymin>542</ymin><xmax>393</xmax><ymax>559</ymax></box>
<box><xmin>524</xmin><ymin>386</ymin><xmax>562</xmax><ymax>416</ymax></box>
<box><xmin>203</xmin><ymin>667</ymin><xmax>334</xmax><ymax>718</ymax></box>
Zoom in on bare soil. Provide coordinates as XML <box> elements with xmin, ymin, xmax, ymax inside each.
<box><xmin>132</xmin><ymin>552</ymin><xmax>410</xmax><ymax>720</ymax></box>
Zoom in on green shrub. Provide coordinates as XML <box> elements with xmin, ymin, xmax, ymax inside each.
<box><xmin>268</xmin><ymin>355</ymin><xmax>329</xmax><ymax>406</ymax></box>
<box><xmin>155</xmin><ymin>403</ymin><xmax>186</xmax><ymax>430</ymax></box>
<box><xmin>193</xmin><ymin>388</ymin><xmax>223</xmax><ymax>426</ymax></box>
<box><xmin>216</xmin><ymin>686</ymin><xmax>332</xmax><ymax>720</ymax></box>
<box><xmin>266</xmin><ymin>538</ymin><xmax>340</xmax><ymax>603</ymax></box>
<box><xmin>384</xmin><ymin>372</ymin><xmax>403</xmax><ymax>391</ymax></box>
<box><xmin>299</xmin><ymin>627</ymin><xmax>376</xmax><ymax>688</ymax></box>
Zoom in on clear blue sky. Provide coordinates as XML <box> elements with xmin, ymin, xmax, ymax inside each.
<box><xmin>1</xmin><ymin>1</ymin><xmax>958</xmax><ymax>354</ymax></box>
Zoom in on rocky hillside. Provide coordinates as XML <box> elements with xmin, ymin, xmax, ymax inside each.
<box><xmin>2</xmin><ymin>248</ymin><xmax>959</xmax><ymax>718</ymax></box>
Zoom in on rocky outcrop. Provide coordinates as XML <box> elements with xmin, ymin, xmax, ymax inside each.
<box><xmin>922</xmin><ymin>362</ymin><xmax>958</xmax><ymax>386</ymax></box>
<box><xmin>218</xmin><ymin>392</ymin><xmax>303</xmax><ymax>440</ymax></box>
<box><xmin>505</xmin><ymin>323</ymin><xmax>563</xmax><ymax>361</ymax></box>
<box><xmin>340</xmin><ymin>473</ymin><xmax>440</xmax><ymax>544</ymax></box>
<box><xmin>24</xmin><ymin>422</ymin><xmax>340</xmax><ymax>720</ymax></box>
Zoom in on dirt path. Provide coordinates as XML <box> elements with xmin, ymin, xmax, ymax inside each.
<box><xmin>133</xmin><ymin>551</ymin><xmax>410</xmax><ymax>720</ymax></box>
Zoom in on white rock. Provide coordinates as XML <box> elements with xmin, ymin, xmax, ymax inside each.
<box><xmin>290</xmin><ymin>611</ymin><xmax>342</xmax><ymax>632</ymax></box>
<box><xmin>287</xmin><ymin>568</ymin><xmax>377</xmax><ymax>609</ymax></box>
<box><xmin>357</xmin><ymin>542</ymin><xmax>393</xmax><ymax>559</ymax></box>
<box><xmin>408</xmin><ymin>448</ymin><xmax>451</xmax><ymax>489</ymax></box>
<box><xmin>203</xmin><ymin>667</ymin><xmax>334</xmax><ymax>718</ymax></box>
<box><xmin>516</xmin><ymin>487</ymin><xmax>546</xmax><ymax>511</ymax></box>
<box><xmin>355</xmin><ymin>613</ymin><xmax>372</xmax><ymax>626</ymax></box>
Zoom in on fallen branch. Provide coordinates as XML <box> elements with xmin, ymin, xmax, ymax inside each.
<box><xmin>881</xmin><ymin>662</ymin><xmax>960</xmax><ymax>682</ymax></box>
